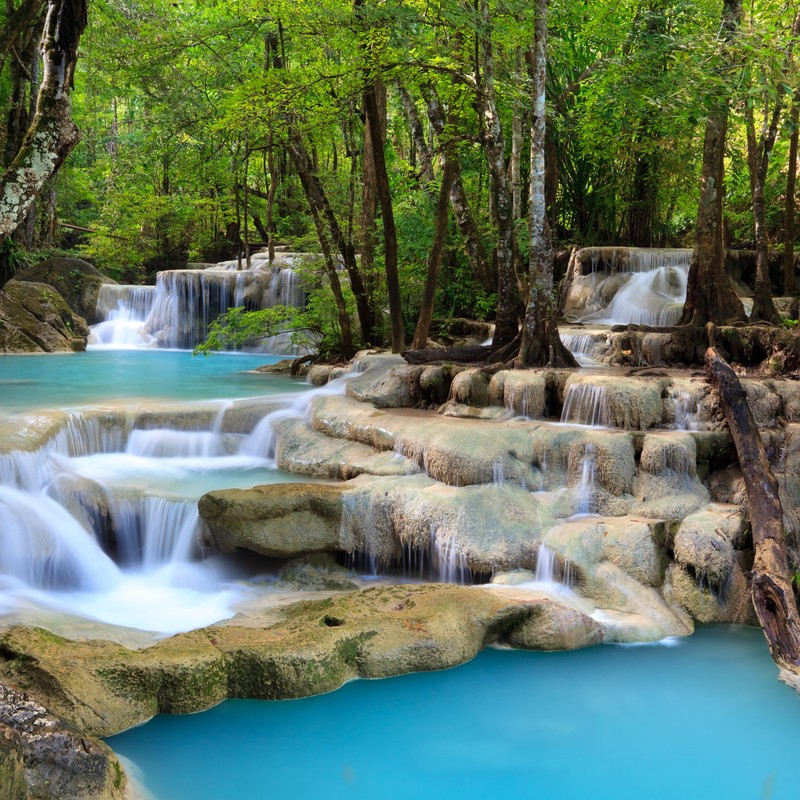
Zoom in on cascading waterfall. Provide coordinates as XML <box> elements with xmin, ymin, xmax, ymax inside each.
<box><xmin>578</xmin><ymin>248</ymin><xmax>692</xmax><ymax>327</ymax></box>
<box><xmin>0</xmin><ymin>396</ymin><xmax>291</xmax><ymax>633</ymax></box>
<box><xmin>674</xmin><ymin>391</ymin><xmax>701</xmax><ymax>431</ymax></box>
<box><xmin>431</xmin><ymin>526</ymin><xmax>470</xmax><ymax>584</ymax></box>
<box><xmin>560</xmin><ymin>384</ymin><xmax>611</xmax><ymax>427</ymax></box>
<box><xmin>89</xmin><ymin>256</ymin><xmax>307</xmax><ymax>352</ymax></box>
<box><xmin>91</xmin><ymin>285</ymin><xmax>156</xmax><ymax>348</ymax></box>
<box><xmin>560</xmin><ymin>332</ymin><xmax>608</xmax><ymax>367</ymax></box>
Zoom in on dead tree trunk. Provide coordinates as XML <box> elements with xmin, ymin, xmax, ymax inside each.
<box><xmin>706</xmin><ymin>346</ymin><xmax>800</xmax><ymax>686</ymax></box>
<box><xmin>0</xmin><ymin>0</ymin><xmax>87</xmax><ymax>237</ymax></box>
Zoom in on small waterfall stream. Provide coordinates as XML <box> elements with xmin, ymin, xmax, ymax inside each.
<box><xmin>90</xmin><ymin>256</ymin><xmax>308</xmax><ymax>352</ymax></box>
<box><xmin>571</xmin><ymin>248</ymin><xmax>692</xmax><ymax>327</ymax></box>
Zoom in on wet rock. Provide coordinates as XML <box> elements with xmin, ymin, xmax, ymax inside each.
<box><xmin>199</xmin><ymin>482</ymin><xmax>346</xmax><ymax>558</ymax></box>
<box><xmin>666</xmin><ymin>561</ymin><xmax>755</xmax><ymax>625</ymax></box>
<box><xmin>346</xmin><ymin>357</ymin><xmax>420</xmax><ymax>407</ymax></box>
<box><xmin>742</xmin><ymin>380</ymin><xmax>782</xmax><ymax>428</ymax></box>
<box><xmin>499</xmin><ymin>598</ymin><xmax>603</xmax><ymax>651</ymax></box>
<box><xmin>561</xmin><ymin>374</ymin><xmax>665</xmax><ymax>430</ymax></box>
<box><xmin>673</xmin><ymin>511</ymin><xmax>737</xmax><ymax>587</ymax></box>
<box><xmin>491</xmin><ymin>370</ymin><xmax>547</xmax><ymax>419</ymax></box>
<box><xmin>15</xmin><ymin>258</ymin><xmax>114</xmax><ymax>323</ymax></box>
<box><xmin>275</xmin><ymin>417</ymin><xmax>418</xmax><ymax>479</ymax></box>
<box><xmin>0</xmin><ymin>584</ymin><xmax>665</xmax><ymax>738</ymax></box>
<box><xmin>277</xmin><ymin>556</ymin><xmax>360</xmax><ymax>592</ymax></box>
<box><xmin>0</xmin><ymin>681</ymin><xmax>126</xmax><ymax>799</ymax></box>
<box><xmin>0</xmin><ymin>281</ymin><xmax>89</xmax><ymax>353</ymax></box>
<box><xmin>448</xmin><ymin>369</ymin><xmax>491</xmax><ymax>407</ymax></box>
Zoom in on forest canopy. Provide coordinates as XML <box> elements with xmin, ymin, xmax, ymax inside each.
<box><xmin>2</xmin><ymin>0</ymin><xmax>800</xmax><ymax>354</ymax></box>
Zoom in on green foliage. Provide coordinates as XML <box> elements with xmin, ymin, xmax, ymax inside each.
<box><xmin>194</xmin><ymin>305</ymin><xmax>300</xmax><ymax>355</ymax></box>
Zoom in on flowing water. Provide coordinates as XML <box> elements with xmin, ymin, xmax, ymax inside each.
<box><xmin>90</xmin><ymin>257</ymin><xmax>306</xmax><ymax>351</ymax></box>
<box><xmin>0</xmin><ymin>350</ymin><xmax>311</xmax><ymax>634</ymax></box>
<box><xmin>107</xmin><ymin>625</ymin><xmax>800</xmax><ymax>800</ymax></box>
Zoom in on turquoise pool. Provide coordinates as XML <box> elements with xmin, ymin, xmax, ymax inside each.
<box><xmin>108</xmin><ymin>626</ymin><xmax>799</xmax><ymax>800</ymax></box>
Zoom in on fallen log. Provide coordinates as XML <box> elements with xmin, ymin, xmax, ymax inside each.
<box><xmin>706</xmin><ymin>346</ymin><xmax>800</xmax><ymax>687</ymax></box>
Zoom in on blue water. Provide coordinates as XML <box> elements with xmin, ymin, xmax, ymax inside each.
<box><xmin>108</xmin><ymin>626</ymin><xmax>799</xmax><ymax>799</ymax></box>
<box><xmin>0</xmin><ymin>350</ymin><xmax>301</xmax><ymax>412</ymax></box>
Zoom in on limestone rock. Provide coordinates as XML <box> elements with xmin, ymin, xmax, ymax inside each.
<box><xmin>0</xmin><ymin>681</ymin><xmax>126</xmax><ymax>800</ymax></box>
<box><xmin>0</xmin><ymin>281</ymin><xmax>89</xmax><ymax>353</ymax></box>
<box><xmin>561</xmin><ymin>374</ymin><xmax>665</xmax><ymax>430</ymax></box>
<box><xmin>665</xmin><ymin>562</ymin><xmax>755</xmax><ymax>625</ymax></box>
<box><xmin>277</xmin><ymin>556</ymin><xmax>360</xmax><ymax>592</ymax></box>
<box><xmin>491</xmin><ymin>370</ymin><xmax>547</xmax><ymax>419</ymax></box>
<box><xmin>199</xmin><ymin>482</ymin><xmax>346</xmax><ymax>558</ymax></box>
<box><xmin>501</xmin><ymin>598</ymin><xmax>603</xmax><ymax>651</ymax></box>
<box><xmin>346</xmin><ymin>357</ymin><xmax>420</xmax><ymax>407</ymax></box>
<box><xmin>673</xmin><ymin>512</ymin><xmax>736</xmax><ymax>587</ymax></box>
<box><xmin>0</xmin><ymin>584</ymin><xmax>668</xmax><ymax>739</ymax></box>
<box><xmin>15</xmin><ymin>258</ymin><xmax>114</xmax><ymax>323</ymax></box>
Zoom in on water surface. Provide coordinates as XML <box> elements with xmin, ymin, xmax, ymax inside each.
<box><xmin>109</xmin><ymin>626</ymin><xmax>799</xmax><ymax>800</ymax></box>
<box><xmin>0</xmin><ymin>350</ymin><xmax>299</xmax><ymax>412</ymax></box>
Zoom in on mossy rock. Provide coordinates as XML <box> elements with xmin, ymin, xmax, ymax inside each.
<box><xmin>16</xmin><ymin>258</ymin><xmax>115</xmax><ymax>323</ymax></box>
<box><xmin>0</xmin><ymin>280</ymin><xmax>89</xmax><ymax>353</ymax></box>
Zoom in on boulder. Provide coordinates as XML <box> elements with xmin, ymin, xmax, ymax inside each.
<box><xmin>500</xmin><ymin>597</ymin><xmax>603</xmax><ymax>651</ymax></box>
<box><xmin>0</xmin><ymin>281</ymin><xmax>89</xmax><ymax>353</ymax></box>
<box><xmin>199</xmin><ymin>482</ymin><xmax>346</xmax><ymax>558</ymax></box>
<box><xmin>0</xmin><ymin>681</ymin><xmax>126</xmax><ymax>800</ymax></box>
<box><xmin>346</xmin><ymin>357</ymin><xmax>420</xmax><ymax>407</ymax></box>
<box><xmin>15</xmin><ymin>258</ymin><xmax>114</xmax><ymax>323</ymax></box>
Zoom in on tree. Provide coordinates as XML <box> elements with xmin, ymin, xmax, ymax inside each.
<box><xmin>743</xmin><ymin>6</ymin><xmax>800</xmax><ymax>322</ymax></box>
<box><xmin>0</xmin><ymin>0</ymin><xmax>87</xmax><ymax>242</ymax></box>
<box><xmin>517</xmin><ymin>0</ymin><xmax>575</xmax><ymax>368</ymax></box>
<box><xmin>679</xmin><ymin>0</ymin><xmax>747</xmax><ymax>326</ymax></box>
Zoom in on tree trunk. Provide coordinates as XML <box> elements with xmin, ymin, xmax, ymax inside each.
<box><xmin>510</xmin><ymin>47</ymin><xmax>524</xmax><ymax>222</ymax></box>
<box><xmin>679</xmin><ymin>0</ymin><xmax>746</xmax><ymax>326</ymax></box>
<box><xmin>286</xmin><ymin>129</ymin><xmax>371</xmax><ymax>346</ymax></box>
<box><xmin>424</xmin><ymin>86</ymin><xmax>494</xmax><ymax>294</ymax></box>
<box><xmin>363</xmin><ymin>80</ymin><xmax>404</xmax><ymax>353</ymax></box>
<box><xmin>396</xmin><ymin>82</ymin><xmax>434</xmax><ymax>186</ymax></box>
<box><xmin>517</xmin><ymin>0</ymin><xmax>576</xmax><ymax>368</ymax></box>
<box><xmin>745</xmin><ymin>68</ymin><xmax>785</xmax><ymax>324</ymax></box>
<box><xmin>412</xmin><ymin>158</ymin><xmax>457</xmax><ymax>350</ymax></box>
<box><xmin>359</xmin><ymin>83</ymin><xmax>384</xmax><ymax>345</ymax></box>
<box><xmin>783</xmin><ymin>101</ymin><xmax>799</xmax><ymax>295</ymax></box>
<box><xmin>477</xmin><ymin>0</ymin><xmax>520</xmax><ymax>348</ymax></box>
<box><xmin>302</xmin><ymin>185</ymin><xmax>353</xmax><ymax>359</ymax></box>
<box><xmin>706</xmin><ymin>346</ymin><xmax>800</xmax><ymax>687</ymax></box>
<box><xmin>0</xmin><ymin>0</ymin><xmax>87</xmax><ymax>238</ymax></box>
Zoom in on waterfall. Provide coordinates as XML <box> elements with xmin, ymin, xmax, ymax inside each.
<box><xmin>90</xmin><ymin>285</ymin><xmax>156</xmax><ymax>347</ymax></box>
<box><xmin>577</xmin><ymin>248</ymin><xmax>691</xmax><ymax>327</ymax></box>
<box><xmin>238</xmin><ymin>373</ymin><xmax>351</xmax><ymax>459</ymax></box>
<box><xmin>561</xmin><ymin>333</ymin><xmax>605</xmax><ymax>367</ymax></box>
<box><xmin>561</xmin><ymin>384</ymin><xmax>611</xmax><ymax>427</ymax></box>
<box><xmin>674</xmin><ymin>391</ymin><xmax>701</xmax><ymax>431</ymax></box>
<box><xmin>431</xmin><ymin>527</ymin><xmax>470</xmax><ymax>584</ymax></box>
<box><xmin>534</xmin><ymin>543</ymin><xmax>557</xmax><ymax>583</ymax></box>
<box><xmin>0</xmin><ymin>485</ymin><xmax>121</xmax><ymax>591</ymax></box>
<box><xmin>574</xmin><ymin>444</ymin><xmax>598</xmax><ymax>516</ymax></box>
<box><xmin>105</xmin><ymin>495</ymin><xmax>201</xmax><ymax>567</ymax></box>
<box><xmin>492</xmin><ymin>463</ymin><xmax>505</xmax><ymax>486</ymax></box>
<box><xmin>89</xmin><ymin>256</ymin><xmax>308</xmax><ymax>351</ymax></box>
